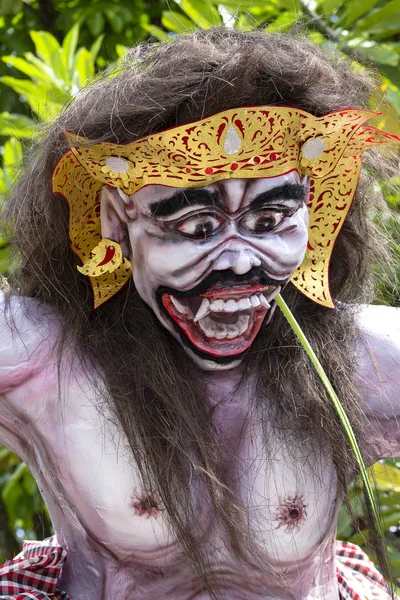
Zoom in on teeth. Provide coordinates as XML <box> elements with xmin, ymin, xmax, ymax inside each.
<box><xmin>180</xmin><ymin>288</ymin><xmax>279</xmax><ymax>324</ymax></box>
<box><xmin>224</xmin><ymin>299</ymin><xmax>237</xmax><ymax>312</ymax></box>
<box><xmin>198</xmin><ymin>314</ymin><xmax>250</xmax><ymax>340</ymax></box>
<box><xmin>171</xmin><ymin>295</ymin><xmax>192</xmax><ymax>316</ymax></box>
<box><xmin>194</xmin><ymin>298</ymin><xmax>210</xmax><ymax>322</ymax></box>
<box><xmin>214</xmin><ymin>323</ymin><xmax>228</xmax><ymax>339</ymax></box>
<box><xmin>259</xmin><ymin>295</ymin><xmax>270</xmax><ymax>309</ymax></box>
<box><xmin>197</xmin><ymin>315</ymin><xmax>216</xmax><ymax>337</ymax></box>
<box><xmin>268</xmin><ymin>286</ymin><xmax>281</xmax><ymax>302</ymax></box>
<box><xmin>210</xmin><ymin>299</ymin><xmax>225</xmax><ymax>312</ymax></box>
<box><xmin>238</xmin><ymin>297</ymin><xmax>251</xmax><ymax>310</ymax></box>
<box><xmin>266</xmin><ymin>303</ymin><xmax>277</xmax><ymax>324</ymax></box>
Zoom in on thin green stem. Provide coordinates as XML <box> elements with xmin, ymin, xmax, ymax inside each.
<box><xmin>275</xmin><ymin>293</ymin><xmax>385</xmax><ymax>542</ymax></box>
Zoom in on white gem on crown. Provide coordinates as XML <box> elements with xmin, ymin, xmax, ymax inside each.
<box><xmin>224</xmin><ymin>125</ymin><xmax>242</xmax><ymax>155</ymax></box>
<box><xmin>301</xmin><ymin>137</ymin><xmax>325</xmax><ymax>160</ymax></box>
<box><xmin>105</xmin><ymin>157</ymin><xmax>129</xmax><ymax>173</ymax></box>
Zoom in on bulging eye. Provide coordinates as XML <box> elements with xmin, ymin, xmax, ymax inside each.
<box><xmin>176</xmin><ymin>213</ymin><xmax>223</xmax><ymax>240</ymax></box>
<box><xmin>240</xmin><ymin>209</ymin><xmax>289</xmax><ymax>234</ymax></box>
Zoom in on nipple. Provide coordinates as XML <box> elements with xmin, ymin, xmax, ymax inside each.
<box><xmin>131</xmin><ymin>492</ymin><xmax>164</xmax><ymax>519</ymax></box>
<box><xmin>276</xmin><ymin>493</ymin><xmax>307</xmax><ymax>533</ymax></box>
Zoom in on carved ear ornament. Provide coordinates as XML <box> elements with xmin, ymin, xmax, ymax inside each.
<box><xmin>52</xmin><ymin>106</ymin><xmax>399</xmax><ymax>309</ymax></box>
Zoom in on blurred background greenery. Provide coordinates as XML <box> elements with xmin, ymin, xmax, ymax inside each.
<box><xmin>0</xmin><ymin>0</ymin><xmax>400</xmax><ymax>583</ymax></box>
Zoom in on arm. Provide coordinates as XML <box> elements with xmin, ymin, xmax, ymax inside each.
<box><xmin>355</xmin><ymin>304</ymin><xmax>400</xmax><ymax>461</ymax></box>
<box><xmin>0</xmin><ymin>293</ymin><xmax>57</xmax><ymax>452</ymax></box>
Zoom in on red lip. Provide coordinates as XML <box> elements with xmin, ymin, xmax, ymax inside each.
<box><xmin>161</xmin><ymin>291</ymin><xmax>271</xmax><ymax>358</ymax></box>
<box><xmin>201</xmin><ymin>284</ymin><xmax>275</xmax><ymax>300</ymax></box>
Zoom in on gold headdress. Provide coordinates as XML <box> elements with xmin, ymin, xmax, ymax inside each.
<box><xmin>52</xmin><ymin>106</ymin><xmax>399</xmax><ymax>308</ymax></box>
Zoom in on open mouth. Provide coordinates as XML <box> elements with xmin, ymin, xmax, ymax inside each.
<box><xmin>160</xmin><ymin>284</ymin><xmax>281</xmax><ymax>359</ymax></box>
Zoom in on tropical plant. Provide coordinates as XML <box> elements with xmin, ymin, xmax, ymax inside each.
<box><xmin>0</xmin><ymin>24</ymin><xmax>103</xmax><ymax>124</ymax></box>
<box><xmin>0</xmin><ymin>137</ymin><xmax>22</xmax><ymax>275</ymax></box>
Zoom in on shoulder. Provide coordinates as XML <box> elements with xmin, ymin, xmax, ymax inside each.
<box><xmin>355</xmin><ymin>304</ymin><xmax>400</xmax><ymax>417</ymax></box>
<box><xmin>356</xmin><ymin>304</ymin><xmax>400</xmax><ymax>342</ymax></box>
<box><xmin>0</xmin><ymin>293</ymin><xmax>60</xmax><ymax>392</ymax></box>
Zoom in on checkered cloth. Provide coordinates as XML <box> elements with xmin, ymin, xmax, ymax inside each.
<box><xmin>0</xmin><ymin>536</ymin><xmax>69</xmax><ymax>599</ymax></box>
<box><xmin>0</xmin><ymin>536</ymin><xmax>395</xmax><ymax>599</ymax></box>
<box><xmin>336</xmin><ymin>541</ymin><xmax>396</xmax><ymax>600</ymax></box>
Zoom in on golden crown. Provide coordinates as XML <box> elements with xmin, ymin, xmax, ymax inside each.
<box><xmin>52</xmin><ymin>106</ymin><xmax>399</xmax><ymax>308</ymax></box>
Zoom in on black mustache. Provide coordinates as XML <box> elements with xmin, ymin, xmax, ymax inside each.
<box><xmin>157</xmin><ymin>267</ymin><xmax>288</xmax><ymax>299</ymax></box>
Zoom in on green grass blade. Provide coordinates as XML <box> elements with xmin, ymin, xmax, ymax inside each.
<box><xmin>274</xmin><ymin>293</ymin><xmax>385</xmax><ymax>543</ymax></box>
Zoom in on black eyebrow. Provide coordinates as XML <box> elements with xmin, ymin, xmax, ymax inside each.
<box><xmin>248</xmin><ymin>184</ymin><xmax>305</xmax><ymax>211</ymax></box>
<box><xmin>149</xmin><ymin>189</ymin><xmax>223</xmax><ymax>218</ymax></box>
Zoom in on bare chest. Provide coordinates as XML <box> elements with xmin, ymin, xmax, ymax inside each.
<box><xmin>21</xmin><ymin>364</ymin><xmax>338</xmax><ymax>572</ymax></box>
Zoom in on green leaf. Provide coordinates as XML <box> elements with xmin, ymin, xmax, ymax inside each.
<box><xmin>2</xmin><ymin>462</ymin><xmax>26</xmax><ymax>505</ymax></box>
<box><xmin>90</xmin><ymin>34</ymin><xmax>105</xmax><ymax>63</ymax></box>
<box><xmin>72</xmin><ymin>48</ymin><xmax>95</xmax><ymax>90</ymax></box>
<box><xmin>385</xmin><ymin>82</ymin><xmax>400</xmax><ymax>117</ymax></box>
<box><xmin>0</xmin><ymin>0</ymin><xmax>23</xmax><ymax>15</ymax></box>
<box><xmin>279</xmin><ymin>0</ymin><xmax>301</xmax><ymax>11</ymax></box>
<box><xmin>88</xmin><ymin>12</ymin><xmax>105</xmax><ymax>37</ymax></box>
<box><xmin>266</xmin><ymin>11</ymin><xmax>298</xmax><ymax>32</ymax></box>
<box><xmin>337</xmin><ymin>507</ymin><xmax>353</xmax><ymax>538</ymax></box>
<box><xmin>162</xmin><ymin>10</ymin><xmax>196</xmax><ymax>32</ymax></box>
<box><xmin>0</xmin><ymin>75</ymin><xmax>44</xmax><ymax>97</ymax></box>
<box><xmin>355</xmin><ymin>0</ymin><xmax>400</xmax><ymax>33</ymax></box>
<box><xmin>0</xmin><ymin>246</ymin><xmax>9</xmax><ymax>274</ymax></box>
<box><xmin>23</xmin><ymin>53</ymin><xmax>64</xmax><ymax>88</ymax></box>
<box><xmin>178</xmin><ymin>0</ymin><xmax>221</xmax><ymax>29</ymax></box>
<box><xmin>1</xmin><ymin>55</ymin><xmax>50</xmax><ymax>83</ymax></box>
<box><xmin>105</xmin><ymin>10</ymin><xmax>125</xmax><ymax>33</ymax></box>
<box><xmin>115</xmin><ymin>44</ymin><xmax>129</xmax><ymax>58</ymax></box>
<box><xmin>340</xmin><ymin>0</ymin><xmax>381</xmax><ymax>27</ymax></box>
<box><xmin>1</xmin><ymin>138</ymin><xmax>23</xmax><ymax>191</ymax></box>
<box><xmin>0</xmin><ymin>76</ymin><xmax>66</xmax><ymax>119</ymax></box>
<box><xmin>0</xmin><ymin>112</ymin><xmax>36</xmax><ymax>138</ymax></box>
<box><xmin>380</xmin><ymin>65</ymin><xmax>400</xmax><ymax>88</ymax></box>
<box><xmin>30</xmin><ymin>31</ymin><xmax>64</xmax><ymax>81</ymax></box>
<box><xmin>23</xmin><ymin>470</ymin><xmax>38</xmax><ymax>496</ymax></box>
<box><xmin>373</xmin><ymin>463</ymin><xmax>400</xmax><ymax>492</ymax></box>
<box><xmin>0</xmin><ymin>447</ymin><xmax>11</xmax><ymax>462</ymax></box>
<box><xmin>141</xmin><ymin>24</ymin><xmax>170</xmax><ymax>42</ymax></box>
<box><xmin>235</xmin><ymin>13</ymin><xmax>257</xmax><ymax>31</ymax></box>
<box><xmin>318</xmin><ymin>0</ymin><xmax>343</xmax><ymax>14</ymax></box>
<box><xmin>356</xmin><ymin>42</ymin><xmax>399</xmax><ymax>66</ymax></box>
<box><xmin>62</xmin><ymin>24</ymin><xmax>80</xmax><ymax>83</ymax></box>
<box><xmin>2</xmin><ymin>137</ymin><xmax>22</xmax><ymax>169</ymax></box>
<box><xmin>208</xmin><ymin>0</ymin><xmax>269</xmax><ymax>6</ymax></box>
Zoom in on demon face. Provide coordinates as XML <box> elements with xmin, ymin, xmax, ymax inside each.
<box><xmin>102</xmin><ymin>173</ymin><xmax>309</xmax><ymax>369</ymax></box>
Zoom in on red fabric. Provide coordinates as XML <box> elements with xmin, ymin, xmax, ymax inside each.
<box><xmin>336</xmin><ymin>540</ymin><xmax>396</xmax><ymax>600</ymax></box>
<box><xmin>0</xmin><ymin>536</ymin><xmax>69</xmax><ymax>600</ymax></box>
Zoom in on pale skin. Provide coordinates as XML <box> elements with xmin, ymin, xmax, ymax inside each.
<box><xmin>103</xmin><ymin>172</ymin><xmax>309</xmax><ymax>368</ymax></box>
<box><xmin>0</xmin><ymin>175</ymin><xmax>399</xmax><ymax>599</ymax></box>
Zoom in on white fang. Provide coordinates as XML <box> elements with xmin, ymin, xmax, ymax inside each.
<box><xmin>171</xmin><ymin>296</ymin><xmax>191</xmax><ymax>316</ymax></box>
<box><xmin>194</xmin><ymin>298</ymin><xmax>211</xmax><ymax>322</ymax></box>
<box><xmin>224</xmin><ymin>125</ymin><xmax>242</xmax><ymax>155</ymax></box>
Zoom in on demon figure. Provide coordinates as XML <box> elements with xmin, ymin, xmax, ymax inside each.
<box><xmin>0</xmin><ymin>29</ymin><xmax>399</xmax><ymax>600</ymax></box>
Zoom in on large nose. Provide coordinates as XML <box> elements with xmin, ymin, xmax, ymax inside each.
<box><xmin>213</xmin><ymin>249</ymin><xmax>261</xmax><ymax>275</ymax></box>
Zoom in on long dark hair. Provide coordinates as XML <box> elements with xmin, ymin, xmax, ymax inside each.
<box><xmin>1</xmin><ymin>28</ymin><xmax>394</xmax><ymax>596</ymax></box>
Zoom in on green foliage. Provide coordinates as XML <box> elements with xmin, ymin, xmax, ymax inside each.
<box><xmin>0</xmin><ymin>137</ymin><xmax>22</xmax><ymax>197</ymax></box>
<box><xmin>338</xmin><ymin>461</ymin><xmax>400</xmax><ymax>582</ymax></box>
<box><xmin>0</xmin><ymin>447</ymin><xmax>52</xmax><ymax>562</ymax></box>
<box><xmin>0</xmin><ymin>0</ymin><xmax>399</xmax><ymax>577</ymax></box>
<box><xmin>0</xmin><ymin>137</ymin><xmax>22</xmax><ymax>276</ymax></box>
<box><xmin>0</xmin><ymin>113</ymin><xmax>36</xmax><ymax>139</ymax></box>
<box><xmin>0</xmin><ymin>25</ymin><xmax>103</xmax><ymax>120</ymax></box>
